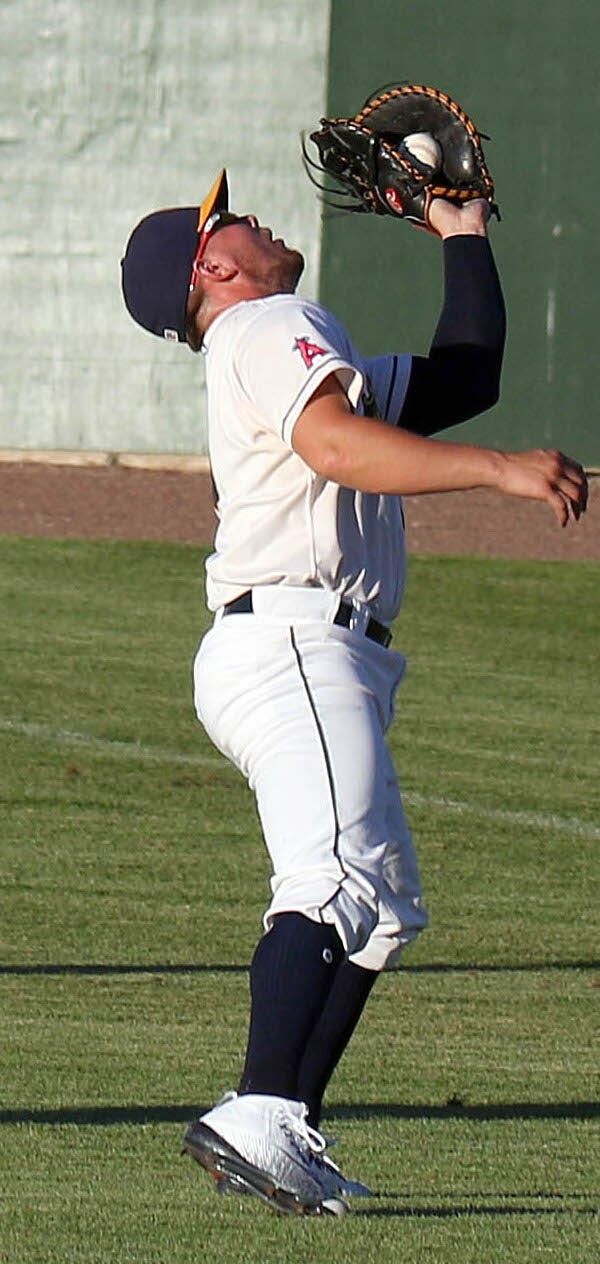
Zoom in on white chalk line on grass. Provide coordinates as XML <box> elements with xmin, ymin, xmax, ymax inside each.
<box><xmin>406</xmin><ymin>791</ymin><xmax>600</xmax><ymax>841</ymax></box>
<box><xmin>0</xmin><ymin>717</ymin><xmax>223</xmax><ymax>770</ymax></box>
<box><xmin>2</xmin><ymin>717</ymin><xmax>599</xmax><ymax>841</ymax></box>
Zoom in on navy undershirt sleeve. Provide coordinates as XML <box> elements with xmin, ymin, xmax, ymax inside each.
<box><xmin>398</xmin><ymin>235</ymin><xmax>506</xmax><ymax>436</ymax></box>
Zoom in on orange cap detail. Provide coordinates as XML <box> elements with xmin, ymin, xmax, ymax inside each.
<box><xmin>197</xmin><ymin>169</ymin><xmax>229</xmax><ymax>234</ymax></box>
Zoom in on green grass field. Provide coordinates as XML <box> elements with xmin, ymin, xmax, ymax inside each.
<box><xmin>1</xmin><ymin>536</ymin><xmax>598</xmax><ymax>1264</ymax></box>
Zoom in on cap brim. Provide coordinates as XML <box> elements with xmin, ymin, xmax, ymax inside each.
<box><xmin>197</xmin><ymin>169</ymin><xmax>229</xmax><ymax>234</ymax></box>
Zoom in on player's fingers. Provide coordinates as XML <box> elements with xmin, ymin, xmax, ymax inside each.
<box><xmin>558</xmin><ymin>454</ymin><xmax>587</xmax><ymax>486</ymax></box>
<box><xmin>570</xmin><ymin>492</ymin><xmax>586</xmax><ymax>521</ymax></box>
<box><xmin>543</xmin><ymin>452</ymin><xmax>588</xmax><ymax>520</ymax></box>
<box><xmin>554</xmin><ymin>474</ymin><xmax>584</xmax><ymax>519</ymax></box>
<box><xmin>545</xmin><ymin>485</ymin><xmax>569</xmax><ymax>527</ymax></box>
<box><xmin>561</xmin><ymin>465</ymin><xmax>588</xmax><ymax>516</ymax></box>
<box><xmin>564</xmin><ymin>461</ymin><xmax>589</xmax><ymax>512</ymax></box>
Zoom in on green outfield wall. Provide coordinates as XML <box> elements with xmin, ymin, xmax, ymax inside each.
<box><xmin>321</xmin><ymin>0</ymin><xmax>600</xmax><ymax>465</ymax></box>
<box><xmin>0</xmin><ymin>0</ymin><xmax>330</xmax><ymax>454</ymax></box>
<box><xmin>3</xmin><ymin>2</ymin><xmax>598</xmax><ymax>463</ymax></box>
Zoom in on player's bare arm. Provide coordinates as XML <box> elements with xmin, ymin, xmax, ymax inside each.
<box><xmin>426</xmin><ymin>195</ymin><xmax>491</xmax><ymax>238</ymax></box>
<box><xmin>292</xmin><ymin>375</ymin><xmax>588</xmax><ymax>527</ymax></box>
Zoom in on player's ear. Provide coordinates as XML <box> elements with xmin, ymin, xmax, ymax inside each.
<box><xmin>197</xmin><ymin>257</ymin><xmax>237</xmax><ymax>283</ymax></box>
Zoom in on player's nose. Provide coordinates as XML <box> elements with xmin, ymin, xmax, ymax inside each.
<box><xmin>244</xmin><ymin>215</ymin><xmax>259</xmax><ymax>229</ymax></box>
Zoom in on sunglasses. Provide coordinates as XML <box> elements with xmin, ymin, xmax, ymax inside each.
<box><xmin>189</xmin><ymin>212</ymin><xmax>248</xmax><ymax>290</ymax></box>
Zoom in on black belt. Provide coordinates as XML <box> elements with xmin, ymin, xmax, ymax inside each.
<box><xmin>222</xmin><ymin>591</ymin><xmax>392</xmax><ymax>648</ymax></box>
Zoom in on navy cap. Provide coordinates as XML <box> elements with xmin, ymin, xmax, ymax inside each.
<box><xmin>121</xmin><ymin>169</ymin><xmax>229</xmax><ymax>343</ymax></box>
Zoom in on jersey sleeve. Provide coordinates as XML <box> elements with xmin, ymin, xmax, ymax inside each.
<box><xmin>235</xmin><ymin>303</ymin><xmax>364</xmax><ymax>447</ymax></box>
<box><xmin>362</xmin><ymin>353</ymin><xmax>413</xmax><ymax>423</ymax></box>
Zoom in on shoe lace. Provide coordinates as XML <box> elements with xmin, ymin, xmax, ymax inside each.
<box><xmin>277</xmin><ymin>1103</ymin><xmax>329</xmax><ymax>1159</ymax></box>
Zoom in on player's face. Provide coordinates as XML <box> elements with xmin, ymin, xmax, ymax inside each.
<box><xmin>203</xmin><ymin>214</ymin><xmax>304</xmax><ymax>293</ymax></box>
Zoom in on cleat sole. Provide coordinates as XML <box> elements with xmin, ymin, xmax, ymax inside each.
<box><xmin>182</xmin><ymin>1121</ymin><xmax>336</xmax><ymax>1217</ymax></box>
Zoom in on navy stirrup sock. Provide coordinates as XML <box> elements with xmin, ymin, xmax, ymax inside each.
<box><xmin>297</xmin><ymin>960</ymin><xmax>378</xmax><ymax>1127</ymax></box>
<box><xmin>238</xmin><ymin>912</ymin><xmax>344</xmax><ymax>1100</ymax></box>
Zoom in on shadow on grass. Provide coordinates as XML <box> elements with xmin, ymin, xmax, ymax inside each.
<box><xmin>356</xmin><ymin>1203</ymin><xmax>599</xmax><ymax>1219</ymax></box>
<box><xmin>0</xmin><ymin>962</ymin><xmax>247</xmax><ymax>976</ymax></box>
<box><xmin>405</xmin><ymin>959</ymin><xmax>600</xmax><ymax>975</ymax></box>
<box><xmin>1</xmin><ymin>958</ymin><xmax>598</xmax><ymax>977</ymax></box>
<box><xmin>0</xmin><ymin>1104</ymin><xmax>206</xmax><ymax>1126</ymax></box>
<box><xmin>327</xmin><ymin>1101</ymin><xmax>600</xmax><ymax>1123</ymax></box>
<box><xmin>2</xmin><ymin>1100</ymin><xmax>599</xmax><ymax>1127</ymax></box>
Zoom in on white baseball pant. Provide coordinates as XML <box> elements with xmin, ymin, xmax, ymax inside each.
<box><xmin>193</xmin><ymin>587</ymin><xmax>428</xmax><ymax>971</ymax></box>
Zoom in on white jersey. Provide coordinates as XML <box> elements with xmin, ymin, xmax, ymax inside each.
<box><xmin>202</xmin><ymin>293</ymin><xmax>412</xmax><ymax>624</ymax></box>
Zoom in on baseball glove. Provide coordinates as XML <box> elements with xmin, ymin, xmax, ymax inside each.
<box><xmin>305</xmin><ymin>83</ymin><xmax>498</xmax><ymax>228</ymax></box>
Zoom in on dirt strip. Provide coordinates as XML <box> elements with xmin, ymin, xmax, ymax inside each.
<box><xmin>0</xmin><ymin>463</ymin><xmax>598</xmax><ymax>561</ymax></box>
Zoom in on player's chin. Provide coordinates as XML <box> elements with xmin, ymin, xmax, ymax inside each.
<box><xmin>263</xmin><ymin>243</ymin><xmax>304</xmax><ymax>293</ymax></box>
<box><xmin>283</xmin><ymin>247</ymin><xmax>304</xmax><ymax>287</ymax></box>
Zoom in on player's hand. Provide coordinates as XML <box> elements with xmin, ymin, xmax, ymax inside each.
<box><xmin>426</xmin><ymin>196</ymin><xmax>491</xmax><ymax>239</ymax></box>
<box><xmin>495</xmin><ymin>449</ymin><xmax>588</xmax><ymax>526</ymax></box>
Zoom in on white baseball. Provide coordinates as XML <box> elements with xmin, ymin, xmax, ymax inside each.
<box><xmin>402</xmin><ymin>132</ymin><xmax>442</xmax><ymax>170</ymax></box>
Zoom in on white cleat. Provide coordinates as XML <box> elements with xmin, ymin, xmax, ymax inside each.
<box><xmin>182</xmin><ymin>1092</ymin><xmax>366</xmax><ymax>1216</ymax></box>
<box><xmin>321</xmin><ymin>1151</ymin><xmax>372</xmax><ymax>1199</ymax></box>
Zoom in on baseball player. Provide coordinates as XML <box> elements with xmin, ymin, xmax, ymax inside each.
<box><xmin>121</xmin><ymin>169</ymin><xmax>587</xmax><ymax>1216</ymax></box>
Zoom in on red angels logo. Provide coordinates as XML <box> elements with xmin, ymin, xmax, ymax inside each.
<box><xmin>293</xmin><ymin>336</ymin><xmax>328</xmax><ymax>368</ymax></box>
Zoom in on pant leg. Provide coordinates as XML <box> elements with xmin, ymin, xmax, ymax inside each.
<box><xmin>193</xmin><ymin>615</ymin><xmax>408</xmax><ymax>959</ymax></box>
<box><xmin>348</xmin><ymin>746</ymin><xmax>428</xmax><ymax>971</ymax></box>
